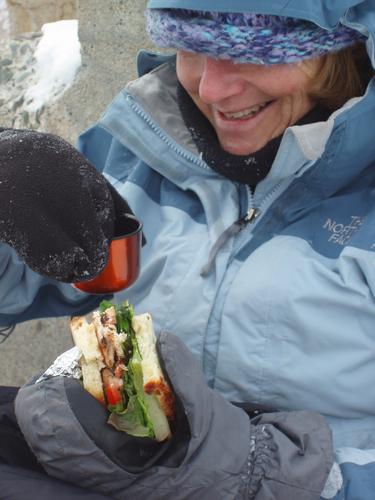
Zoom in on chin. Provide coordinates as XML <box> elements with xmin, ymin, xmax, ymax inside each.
<box><xmin>220</xmin><ymin>141</ymin><xmax>262</xmax><ymax>156</ymax></box>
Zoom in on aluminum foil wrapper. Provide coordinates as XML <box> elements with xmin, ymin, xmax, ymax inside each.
<box><xmin>36</xmin><ymin>346</ymin><xmax>82</xmax><ymax>384</ymax></box>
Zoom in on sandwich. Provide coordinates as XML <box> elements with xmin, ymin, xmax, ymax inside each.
<box><xmin>70</xmin><ymin>300</ymin><xmax>175</xmax><ymax>442</ymax></box>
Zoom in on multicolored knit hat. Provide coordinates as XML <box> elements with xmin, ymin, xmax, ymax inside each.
<box><xmin>146</xmin><ymin>9</ymin><xmax>366</xmax><ymax>65</ymax></box>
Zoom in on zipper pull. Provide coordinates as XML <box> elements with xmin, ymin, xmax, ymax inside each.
<box><xmin>240</xmin><ymin>207</ymin><xmax>261</xmax><ymax>225</ymax></box>
<box><xmin>200</xmin><ymin>208</ymin><xmax>261</xmax><ymax>278</ymax></box>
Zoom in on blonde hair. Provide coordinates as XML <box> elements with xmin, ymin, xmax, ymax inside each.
<box><xmin>305</xmin><ymin>43</ymin><xmax>374</xmax><ymax>110</ymax></box>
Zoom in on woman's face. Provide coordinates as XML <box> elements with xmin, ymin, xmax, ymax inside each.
<box><xmin>176</xmin><ymin>51</ymin><xmax>320</xmax><ymax>155</ymax></box>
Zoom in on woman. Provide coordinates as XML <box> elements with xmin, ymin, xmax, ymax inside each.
<box><xmin>0</xmin><ymin>1</ymin><xmax>375</xmax><ymax>499</ymax></box>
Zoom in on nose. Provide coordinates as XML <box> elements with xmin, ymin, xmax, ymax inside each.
<box><xmin>198</xmin><ymin>57</ymin><xmax>246</xmax><ymax>104</ymax></box>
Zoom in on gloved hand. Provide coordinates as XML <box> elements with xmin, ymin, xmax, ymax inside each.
<box><xmin>15</xmin><ymin>333</ymin><xmax>333</xmax><ymax>500</ymax></box>
<box><xmin>0</xmin><ymin>128</ymin><xmax>134</xmax><ymax>282</ymax></box>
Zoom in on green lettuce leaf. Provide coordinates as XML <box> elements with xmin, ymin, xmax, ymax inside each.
<box><xmin>108</xmin><ymin>394</ymin><xmax>152</xmax><ymax>437</ymax></box>
<box><xmin>99</xmin><ymin>300</ymin><xmax>156</xmax><ymax>439</ymax></box>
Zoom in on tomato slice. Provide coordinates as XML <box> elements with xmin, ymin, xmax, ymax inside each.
<box><xmin>105</xmin><ymin>384</ymin><xmax>122</xmax><ymax>406</ymax></box>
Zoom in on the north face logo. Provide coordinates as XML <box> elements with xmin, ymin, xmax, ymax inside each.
<box><xmin>323</xmin><ymin>216</ymin><xmax>364</xmax><ymax>245</ymax></box>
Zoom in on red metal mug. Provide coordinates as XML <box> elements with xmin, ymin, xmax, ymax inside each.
<box><xmin>73</xmin><ymin>214</ymin><xmax>143</xmax><ymax>294</ymax></box>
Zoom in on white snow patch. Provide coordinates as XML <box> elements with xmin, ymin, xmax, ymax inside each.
<box><xmin>25</xmin><ymin>19</ymin><xmax>81</xmax><ymax>112</ymax></box>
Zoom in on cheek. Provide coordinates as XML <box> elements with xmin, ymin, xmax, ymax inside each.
<box><xmin>255</xmin><ymin>66</ymin><xmax>311</xmax><ymax>99</ymax></box>
<box><xmin>176</xmin><ymin>53</ymin><xmax>202</xmax><ymax>94</ymax></box>
<box><xmin>265</xmin><ymin>81</ymin><xmax>305</xmax><ymax>100</ymax></box>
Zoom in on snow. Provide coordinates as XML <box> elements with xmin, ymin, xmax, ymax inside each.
<box><xmin>25</xmin><ymin>20</ymin><xmax>81</xmax><ymax>112</ymax></box>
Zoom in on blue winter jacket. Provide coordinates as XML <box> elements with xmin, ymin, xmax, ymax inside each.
<box><xmin>1</xmin><ymin>0</ymin><xmax>375</xmax><ymax>498</ymax></box>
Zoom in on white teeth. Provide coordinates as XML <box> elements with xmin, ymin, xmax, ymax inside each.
<box><xmin>224</xmin><ymin>102</ymin><xmax>268</xmax><ymax>119</ymax></box>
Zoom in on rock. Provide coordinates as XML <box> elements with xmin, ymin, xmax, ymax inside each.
<box><xmin>0</xmin><ymin>57</ymin><xmax>12</xmax><ymax>65</ymax></box>
<box><xmin>9</xmin><ymin>40</ymin><xmax>18</xmax><ymax>56</ymax></box>
<box><xmin>5</xmin><ymin>0</ymin><xmax>77</xmax><ymax>36</ymax></box>
<box><xmin>0</xmin><ymin>0</ymin><xmax>164</xmax><ymax>143</ymax></box>
<box><xmin>19</xmin><ymin>42</ymin><xmax>30</xmax><ymax>54</ymax></box>
<box><xmin>17</xmin><ymin>31</ymin><xmax>41</xmax><ymax>39</ymax></box>
<box><xmin>0</xmin><ymin>317</ymin><xmax>73</xmax><ymax>386</ymax></box>
<box><xmin>21</xmin><ymin>109</ymin><xmax>28</xmax><ymax>124</ymax></box>
<box><xmin>35</xmin><ymin>105</ymin><xmax>43</xmax><ymax>125</ymax></box>
<box><xmin>0</xmin><ymin>31</ymin><xmax>42</xmax><ymax>130</ymax></box>
<box><xmin>41</xmin><ymin>0</ymin><xmax>164</xmax><ymax>144</ymax></box>
<box><xmin>15</xmin><ymin>69</ymin><xmax>30</xmax><ymax>82</ymax></box>
<box><xmin>11</xmin><ymin>95</ymin><xmax>23</xmax><ymax>110</ymax></box>
<box><xmin>0</xmin><ymin>0</ymin><xmax>10</xmax><ymax>40</ymax></box>
<box><xmin>0</xmin><ymin>66</ymin><xmax>12</xmax><ymax>83</ymax></box>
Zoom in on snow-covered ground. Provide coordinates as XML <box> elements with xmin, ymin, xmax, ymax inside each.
<box><xmin>25</xmin><ymin>20</ymin><xmax>81</xmax><ymax>112</ymax></box>
<box><xmin>0</xmin><ymin>18</ymin><xmax>82</xmax><ymax>129</ymax></box>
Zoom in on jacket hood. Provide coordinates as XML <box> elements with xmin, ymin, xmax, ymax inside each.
<box><xmin>147</xmin><ymin>0</ymin><xmax>375</xmax><ymax>68</ymax></box>
<box><xmin>147</xmin><ymin>0</ymin><xmax>368</xmax><ymax>26</ymax></box>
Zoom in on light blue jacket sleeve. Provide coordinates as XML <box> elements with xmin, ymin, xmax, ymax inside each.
<box><xmin>0</xmin><ymin>244</ymin><xmax>107</xmax><ymax>326</ymax></box>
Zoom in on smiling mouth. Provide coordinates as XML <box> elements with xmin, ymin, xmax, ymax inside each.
<box><xmin>221</xmin><ymin>101</ymin><xmax>274</xmax><ymax>120</ymax></box>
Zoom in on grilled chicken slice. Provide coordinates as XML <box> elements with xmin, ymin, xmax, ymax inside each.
<box><xmin>92</xmin><ymin>307</ymin><xmax>126</xmax><ymax>369</ymax></box>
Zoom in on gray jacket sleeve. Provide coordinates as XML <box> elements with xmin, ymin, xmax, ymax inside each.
<box><xmin>245</xmin><ymin>411</ymin><xmax>333</xmax><ymax>499</ymax></box>
<box><xmin>15</xmin><ymin>333</ymin><xmax>333</xmax><ymax>500</ymax></box>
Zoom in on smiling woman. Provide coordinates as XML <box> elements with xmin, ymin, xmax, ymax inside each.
<box><xmin>175</xmin><ymin>43</ymin><xmax>373</xmax><ymax>156</ymax></box>
<box><xmin>176</xmin><ymin>51</ymin><xmax>321</xmax><ymax>155</ymax></box>
<box><xmin>148</xmin><ymin>9</ymin><xmax>372</xmax><ymax>158</ymax></box>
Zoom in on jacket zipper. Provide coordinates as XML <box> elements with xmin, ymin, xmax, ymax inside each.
<box><xmin>200</xmin><ymin>179</ymin><xmax>286</xmax><ymax>277</ymax></box>
<box><xmin>203</xmin><ymin>179</ymin><xmax>286</xmax><ymax>385</ymax></box>
<box><xmin>126</xmin><ymin>95</ymin><xmax>211</xmax><ymax>171</ymax></box>
<box><xmin>221</xmin><ymin>180</ymin><xmax>285</xmax><ymax>267</ymax></box>
<box><xmin>243</xmin><ymin>179</ymin><xmax>285</xmax><ymax>227</ymax></box>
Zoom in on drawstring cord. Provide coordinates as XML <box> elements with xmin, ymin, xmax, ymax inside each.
<box><xmin>200</xmin><ymin>221</ymin><xmax>243</xmax><ymax>277</ymax></box>
<box><xmin>200</xmin><ymin>208</ymin><xmax>260</xmax><ymax>278</ymax></box>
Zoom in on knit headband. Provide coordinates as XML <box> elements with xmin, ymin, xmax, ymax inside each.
<box><xmin>146</xmin><ymin>9</ymin><xmax>366</xmax><ymax>65</ymax></box>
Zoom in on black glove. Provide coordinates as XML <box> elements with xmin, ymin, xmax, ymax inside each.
<box><xmin>0</xmin><ymin>128</ymin><xmax>134</xmax><ymax>282</ymax></box>
<box><xmin>15</xmin><ymin>333</ymin><xmax>333</xmax><ymax>499</ymax></box>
